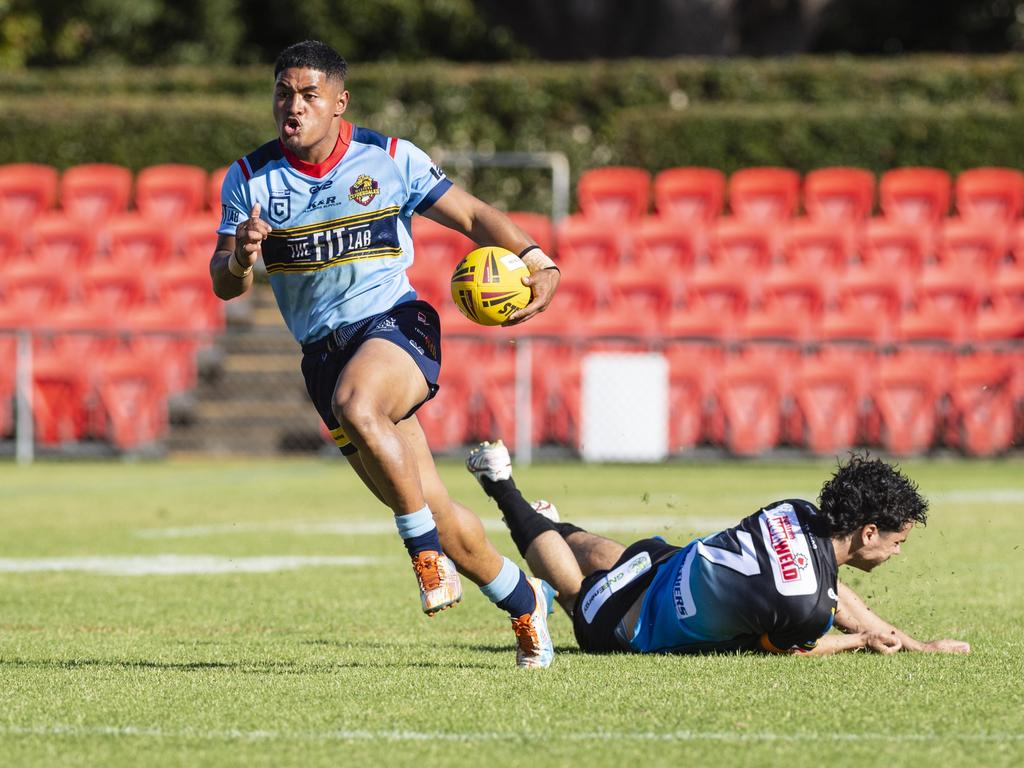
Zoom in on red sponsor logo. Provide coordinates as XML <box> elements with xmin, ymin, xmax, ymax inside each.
<box><xmin>766</xmin><ymin>513</ymin><xmax>802</xmax><ymax>582</ymax></box>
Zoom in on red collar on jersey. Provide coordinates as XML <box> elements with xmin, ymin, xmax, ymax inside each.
<box><xmin>279</xmin><ymin>119</ymin><xmax>353</xmax><ymax>178</ymax></box>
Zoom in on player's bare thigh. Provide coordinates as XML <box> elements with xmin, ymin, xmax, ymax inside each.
<box><xmin>332</xmin><ymin>337</ymin><xmax>429</xmax><ymax>428</ymax></box>
<box><xmin>564</xmin><ymin>532</ymin><xmax>627</xmax><ymax>577</ymax></box>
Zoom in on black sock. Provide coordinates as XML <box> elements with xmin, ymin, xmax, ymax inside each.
<box><xmin>552</xmin><ymin>521</ymin><xmax>587</xmax><ymax>539</ymax></box>
<box><xmin>481</xmin><ymin>477</ymin><xmax>557</xmax><ymax>557</ymax></box>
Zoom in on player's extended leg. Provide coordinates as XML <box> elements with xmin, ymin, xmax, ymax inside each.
<box><xmin>347</xmin><ymin>415</ymin><xmax>557</xmax><ymax>668</ymax></box>
<box><xmin>334</xmin><ymin>337</ymin><xmax>462</xmax><ymax>616</ymax></box>
<box><xmin>466</xmin><ymin>440</ymin><xmax>626</xmax><ymax>615</ymax></box>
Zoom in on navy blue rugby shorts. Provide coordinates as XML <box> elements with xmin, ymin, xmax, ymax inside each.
<box><xmin>300</xmin><ymin>299</ymin><xmax>442</xmax><ymax>455</ymax></box>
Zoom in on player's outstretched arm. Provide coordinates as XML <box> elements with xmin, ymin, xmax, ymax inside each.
<box><xmin>423</xmin><ymin>186</ymin><xmax>559</xmax><ymax>324</ymax></box>
<box><xmin>210</xmin><ymin>203</ymin><xmax>271</xmax><ymax>300</ymax></box>
<box><xmin>801</xmin><ymin>630</ymin><xmax>902</xmax><ymax>656</ymax></box>
<box><xmin>835</xmin><ymin>582</ymin><xmax>971</xmax><ymax>654</ymax></box>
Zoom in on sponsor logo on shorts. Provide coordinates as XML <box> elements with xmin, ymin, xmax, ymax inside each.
<box><xmin>409</xmin><ymin>339</ymin><xmax>424</xmax><ymax>355</ymax></box>
<box><xmin>413</xmin><ymin>327</ymin><xmax>437</xmax><ymax>357</ymax></box>
<box><xmin>581</xmin><ymin>551</ymin><xmax>651</xmax><ymax>624</ymax></box>
<box><xmin>417</xmin><ymin>311</ymin><xmax>427</xmax><ymax>324</ymax></box>
<box><xmin>373</xmin><ymin>317</ymin><xmax>398</xmax><ymax>333</ymax></box>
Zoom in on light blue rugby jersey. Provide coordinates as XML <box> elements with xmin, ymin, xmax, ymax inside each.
<box><xmin>218</xmin><ymin>120</ymin><xmax>453</xmax><ymax>345</ymax></box>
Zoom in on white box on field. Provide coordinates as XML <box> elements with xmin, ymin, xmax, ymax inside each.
<box><xmin>581</xmin><ymin>352</ymin><xmax>668</xmax><ymax>462</ymax></box>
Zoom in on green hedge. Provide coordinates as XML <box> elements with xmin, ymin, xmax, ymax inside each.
<box><xmin>3</xmin><ymin>57</ymin><xmax>1024</xmax><ymax>212</ymax></box>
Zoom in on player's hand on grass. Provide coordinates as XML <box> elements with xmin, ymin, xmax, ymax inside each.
<box><xmin>864</xmin><ymin>631</ymin><xmax>902</xmax><ymax>654</ymax></box>
<box><xmin>234</xmin><ymin>202</ymin><xmax>272</xmax><ymax>270</ymax></box>
<box><xmin>919</xmin><ymin>638</ymin><xmax>971</xmax><ymax>654</ymax></box>
<box><xmin>505</xmin><ymin>257</ymin><xmax>560</xmax><ymax>325</ymax></box>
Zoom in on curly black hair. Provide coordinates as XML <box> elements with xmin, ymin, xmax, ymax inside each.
<box><xmin>274</xmin><ymin>40</ymin><xmax>348</xmax><ymax>83</ymax></box>
<box><xmin>812</xmin><ymin>453</ymin><xmax>928</xmax><ymax>538</ymax></box>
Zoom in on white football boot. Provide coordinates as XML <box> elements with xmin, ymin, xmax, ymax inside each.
<box><xmin>465</xmin><ymin>440</ymin><xmax>512</xmax><ymax>486</ymax></box>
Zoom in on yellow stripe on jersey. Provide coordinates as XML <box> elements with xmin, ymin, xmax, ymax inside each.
<box><xmin>330</xmin><ymin>424</ymin><xmax>351</xmax><ymax>449</ymax></box>
<box><xmin>264</xmin><ymin>246</ymin><xmax>404</xmax><ymax>275</ymax></box>
<box><xmin>269</xmin><ymin>206</ymin><xmax>401</xmax><ymax>238</ymax></box>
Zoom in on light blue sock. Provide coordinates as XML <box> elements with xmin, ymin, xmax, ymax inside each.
<box><xmin>394</xmin><ymin>506</ymin><xmax>442</xmax><ymax>557</ymax></box>
<box><xmin>480</xmin><ymin>557</ymin><xmax>536</xmax><ymax>617</ymax></box>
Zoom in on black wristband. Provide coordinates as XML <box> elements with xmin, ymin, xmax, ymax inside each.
<box><xmin>519</xmin><ymin>245</ymin><xmax>541</xmax><ymax>259</ymax></box>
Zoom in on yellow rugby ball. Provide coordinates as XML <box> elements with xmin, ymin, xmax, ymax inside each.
<box><xmin>450</xmin><ymin>247</ymin><xmax>531</xmax><ymax>326</ymax></box>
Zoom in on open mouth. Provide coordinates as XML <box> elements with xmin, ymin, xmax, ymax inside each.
<box><xmin>283</xmin><ymin>117</ymin><xmax>301</xmax><ymax>137</ymax></box>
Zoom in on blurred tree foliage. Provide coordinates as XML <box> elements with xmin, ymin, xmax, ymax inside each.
<box><xmin>0</xmin><ymin>0</ymin><xmax>524</xmax><ymax>68</ymax></box>
<box><xmin>0</xmin><ymin>0</ymin><xmax>1021</xmax><ymax>68</ymax></box>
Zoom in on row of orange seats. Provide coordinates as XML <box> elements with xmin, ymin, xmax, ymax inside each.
<box><xmin>416</xmin><ymin>340</ymin><xmax>1022</xmax><ymax>459</ymax></box>
<box><xmin>0</xmin><ymin>265</ymin><xmax>226</xmax><ymax>334</ymax></box>
<box><xmin>0</xmin><ymin>163</ymin><xmax>228</xmax><ymax>222</ymax></box>
<box><xmin>573</xmin><ymin>165</ymin><xmax>1024</xmax><ymax>225</ymax></box>
<box><xmin>0</xmin><ymin>341</ymin><xmax>179</xmax><ymax>451</ymax></box>
<box><xmin>0</xmin><ymin>212</ymin><xmax>217</xmax><ymax>271</ymax></box>
<box><xmin>411</xmin><ymin>210</ymin><xmax>1024</xmax><ymax>274</ymax></box>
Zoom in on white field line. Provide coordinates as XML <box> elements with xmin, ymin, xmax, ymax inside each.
<box><xmin>134</xmin><ymin>516</ymin><xmax>734</xmax><ymax>540</ymax></box>
<box><xmin>0</xmin><ymin>555</ymin><xmax>382</xmax><ymax>576</ymax></box>
<box><xmin>1</xmin><ymin>723</ymin><xmax>1022</xmax><ymax>744</ymax></box>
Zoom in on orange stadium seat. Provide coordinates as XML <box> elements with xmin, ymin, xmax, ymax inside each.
<box><xmin>810</xmin><ymin>341</ymin><xmax>881</xmax><ymax>445</ymax></box>
<box><xmin>794</xmin><ymin>358</ymin><xmax>860</xmax><ymax>456</ymax></box>
<box><xmin>405</xmin><ymin>258</ymin><xmax>449</xmax><ymax>311</ymax></box>
<box><xmin>728</xmin><ymin>167</ymin><xmax>800</xmax><ymax>223</ymax></box>
<box><xmin>948</xmin><ymin>354</ymin><xmax>1016</xmax><ymax>457</ymax></box>
<box><xmin>415</xmin><ymin>366</ymin><xmax>473</xmax><ymax>453</ymax></box>
<box><xmin>412</xmin><ymin>215</ymin><xmax>475</xmax><ymax>266</ymax></box>
<box><xmin>653</xmin><ymin>167</ymin><xmax>725</xmax><ymax>224</ymax></box>
<box><xmin>630</xmin><ymin>216</ymin><xmax>703</xmax><ymax>277</ymax></box>
<box><xmin>81</xmin><ymin>264</ymin><xmax>151</xmax><ymax>313</ymax></box>
<box><xmin>818</xmin><ymin>304</ymin><xmax>893</xmax><ymax>347</ymax></box>
<box><xmin>3</xmin><ymin>267</ymin><xmax>73</xmax><ymax>313</ymax></box>
<box><xmin>683</xmin><ymin>266</ymin><xmax>752</xmax><ymax>324</ymax></box>
<box><xmin>665</xmin><ymin>343</ymin><xmax>724</xmax><ymax>452</ymax></box>
<box><xmin>989</xmin><ymin>268</ymin><xmax>1024</xmax><ymax>314</ymax></box>
<box><xmin>717</xmin><ymin>360</ymin><xmax>781</xmax><ymax>456</ymax></box>
<box><xmin>803</xmin><ymin>167</ymin><xmax>875</xmax><ymax>224</ymax></box>
<box><xmin>955</xmin><ymin>167</ymin><xmax>1024</xmax><ymax>224</ymax></box>
<box><xmin>780</xmin><ymin>218</ymin><xmax>855</xmax><ymax>274</ymax></box>
<box><xmin>836</xmin><ymin>268</ymin><xmax>904</xmax><ymax>325</ymax></box>
<box><xmin>177</xmin><ymin>214</ymin><xmax>221</xmax><ymax>266</ymax></box>
<box><xmin>879</xmin><ymin>167</ymin><xmax>951</xmax><ymax>225</ymax></box>
<box><xmin>709</xmin><ymin>217</ymin><xmax>775</xmax><ymax>271</ymax></box>
<box><xmin>134</xmin><ymin>164</ymin><xmax>209</xmax><ymax>219</ymax></box>
<box><xmin>103</xmin><ymin>214</ymin><xmax>176</xmax><ymax>267</ymax></box>
<box><xmin>859</xmin><ymin>218</ymin><xmax>927</xmax><ymax>275</ymax></box>
<box><xmin>59</xmin><ymin>164</ymin><xmax>132</xmax><ymax>221</ymax></box>
<box><xmin>154</xmin><ymin>264</ymin><xmax>226</xmax><ymax>332</ymax></box>
<box><xmin>576</xmin><ymin>166</ymin><xmax>651</xmax><ymax>221</ymax></box>
<box><xmin>0</xmin><ymin>222</ymin><xmax>25</xmax><ymax>268</ymax></box>
<box><xmin>506</xmin><ymin>211</ymin><xmax>555</xmax><ymax>256</ymax></box>
<box><xmin>875</xmin><ymin>357</ymin><xmax>941</xmax><ymax>456</ymax></box>
<box><xmin>605</xmin><ymin>272</ymin><xmax>675</xmax><ymax>317</ymax></box>
<box><xmin>29</xmin><ymin>214</ymin><xmax>99</xmax><ymax>269</ymax></box>
<box><xmin>914</xmin><ymin>265</ymin><xmax>983</xmax><ymax>331</ymax></box>
<box><xmin>937</xmin><ymin>219</ymin><xmax>1006</xmax><ymax>274</ymax></box>
<box><xmin>93</xmin><ymin>355</ymin><xmax>168</xmax><ymax>450</ymax></box>
<box><xmin>665</xmin><ymin>305</ymin><xmax>738</xmax><ymax>345</ymax></box>
<box><xmin>208</xmin><ymin>166</ymin><xmax>231</xmax><ymax>212</ymax></box>
<box><xmin>761</xmin><ymin>266</ymin><xmax>828</xmax><ymax>323</ymax></box>
<box><xmin>555</xmin><ymin>215</ymin><xmax>628</xmax><ymax>271</ymax></box>
<box><xmin>115</xmin><ymin>307</ymin><xmax>202</xmax><ymax>396</ymax></box>
<box><xmin>0</xmin><ymin>163</ymin><xmax>58</xmax><ymax>222</ymax></box>
<box><xmin>31</xmin><ymin>353</ymin><xmax>91</xmax><ymax>445</ymax></box>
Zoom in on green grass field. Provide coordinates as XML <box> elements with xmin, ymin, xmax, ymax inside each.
<box><xmin>1</xmin><ymin>456</ymin><xmax>1022</xmax><ymax>767</ymax></box>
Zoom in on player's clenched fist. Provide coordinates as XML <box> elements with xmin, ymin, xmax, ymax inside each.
<box><xmin>232</xmin><ymin>202</ymin><xmax>272</xmax><ymax>274</ymax></box>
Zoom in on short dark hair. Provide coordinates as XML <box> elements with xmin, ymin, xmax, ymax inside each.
<box><xmin>813</xmin><ymin>454</ymin><xmax>928</xmax><ymax>538</ymax></box>
<box><xmin>274</xmin><ymin>40</ymin><xmax>348</xmax><ymax>83</ymax></box>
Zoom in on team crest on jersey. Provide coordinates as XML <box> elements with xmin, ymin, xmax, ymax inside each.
<box><xmin>269</xmin><ymin>191</ymin><xmax>291</xmax><ymax>223</ymax></box>
<box><xmin>348</xmin><ymin>175</ymin><xmax>381</xmax><ymax>206</ymax></box>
